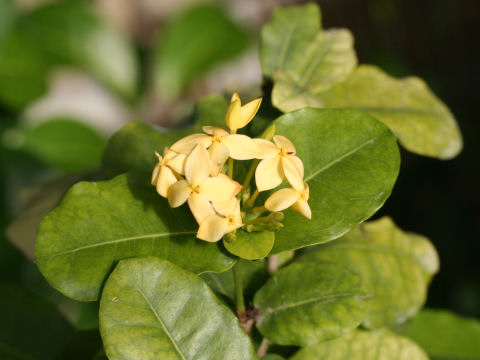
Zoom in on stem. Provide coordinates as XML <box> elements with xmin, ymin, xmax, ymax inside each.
<box><xmin>256</xmin><ymin>338</ymin><xmax>271</xmax><ymax>358</ymax></box>
<box><xmin>246</xmin><ymin>189</ymin><xmax>259</xmax><ymax>209</ymax></box>
<box><xmin>242</xmin><ymin>159</ymin><xmax>260</xmax><ymax>190</ymax></box>
<box><xmin>233</xmin><ymin>262</ymin><xmax>245</xmax><ymax>313</ymax></box>
<box><xmin>227</xmin><ymin>158</ymin><xmax>234</xmax><ymax>178</ymax></box>
<box><xmin>243</xmin><ymin>214</ymin><xmax>272</xmax><ymax>225</ymax></box>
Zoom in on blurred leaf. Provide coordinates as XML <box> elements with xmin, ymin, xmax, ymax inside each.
<box><xmin>254</xmin><ymin>262</ymin><xmax>370</xmax><ymax>346</ymax></box>
<box><xmin>316</xmin><ymin>65</ymin><xmax>462</xmax><ymax>159</ymax></box>
<box><xmin>153</xmin><ymin>4</ymin><xmax>249</xmax><ymax>97</ymax></box>
<box><xmin>404</xmin><ymin>309</ymin><xmax>480</xmax><ymax>360</ymax></box>
<box><xmin>101</xmin><ymin>94</ymin><xmax>228</xmax><ymax>176</ymax></box>
<box><xmin>0</xmin><ymin>0</ymin><xmax>16</xmax><ymax>37</ymax></box>
<box><xmin>24</xmin><ymin>2</ymin><xmax>138</xmax><ymax>100</ymax></box>
<box><xmin>0</xmin><ymin>25</ymin><xmax>49</xmax><ymax>110</ymax></box>
<box><xmin>270</xmin><ymin>109</ymin><xmax>400</xmax><ymax>253</ymax></box>
<box><xmin>224</xmin><ymin>230</ymin><xmax>274</xmax><ymax>260</ymax></box>
<box><xmin>260</xmin><ymin>4</ymin><xmax>356</xmax><ymax>112</ymax></box>
<box><xmin>298</xmin><ymin>217</ymin><xmax>439</xmax><ymax>329</ymax></box>
<box><xmin>35</xmin><ymin>172</ymin><xmax>235</xmax><ymax>301</ymax></box>
<box><xmin>0</xmin><ymin>283</ymin><xmax>74</xmax><ymax>360</ymax></box>
<box><xmin>9</xmin><ymin>118</ymin><xmax>105</xmax><ymax>172</ymax></box>
<box><xmin>291</xmin><ymin>329</ymin><xmax>429</xmax><ymax>360</ymax></box>
<box><xmin>99</xmin><ymin>257</ymin><xmax>257</xmax><ymax>359</ymax></box>
<box><xmin>263</xmin><ymin>355</ymin><xmax>285</xmax><ymax>360</ymax></box>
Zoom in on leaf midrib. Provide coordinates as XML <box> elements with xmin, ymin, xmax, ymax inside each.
<box><xmin>37</xmin><ymin>231</ymin><xmax>196</xmax><ymax>260</ymax></box>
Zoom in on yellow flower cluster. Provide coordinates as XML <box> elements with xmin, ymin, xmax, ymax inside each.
<box><xmin>151</xmin><ymin>93</ymin><xmax>311</xmax><ymax>242</ymax></box>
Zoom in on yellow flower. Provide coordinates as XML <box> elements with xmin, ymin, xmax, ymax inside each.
<box><xmin>197</xmin><ymin>197</ymin><xmax>243</xmax><ymax>242</ymax></box>
<box><xmin>170</xmin><ymin>126</ymin><xmax>260</xmax><ymax>176</ymax></box>
<box><xmin>151</xmin><ymin>148</ymin><xmax>186</xmax><ymax>197</ymax></box>
<box><xmin>167</xmin><ymin>144</ymin><xmax>242</xmax><ymax>224</ymax></box>
<box><xmin>225</xmin><ymin>92</ymin><xmax>262</xmax><ymax>133</ymax></box>
<box><xmin>265</xmin><ymin>182</ymin><xmax>311</xmax><ymax>219</ymax></box>
<box><xmin>254</xmin><ymin>135</ymin><xmax>304</xmax><ymax>191</ymax></box>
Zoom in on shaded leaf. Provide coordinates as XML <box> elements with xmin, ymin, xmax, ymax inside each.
<box><xmin>153</xmin><ymin>4</ymin><xmax>249</xmax><ymax>97</ymax></box>
<box><xmin>224</xmin><ymin>230</ymin><xmax>274</xmax><ymax>260</ymax></box>
<box><xmin>270</xmin><ymin>108</ymin><xmax>400</xmax><ymax>253</ymax></box>
<box><xmin>291</xmin><ymin>329</ymin><xmax>429</xmax><ymax>360</ymax></box>
<box><xmin>263</xmin><ymin>355</ymin><xmax>285</xmax><ymax>360</ymax></box>
<box><xmin>35</xmin><ymin>172</ymin><xmax>235</xmax><ymax>301</ymax></box>
<box><xmin>0</xmin><ymin>0</ymin><xmax>16</xmax><ymax>37</ymax></box>
<box><xmin>254</xmin><ymin>262</ymin><xmax>370</xmax><ymax>346</ymax></box>
<box><xmin>260</xmin><ymin>3</ymin><xmax>356</xmax><ymax>111</ymax></box>
<box><xmin>24</xmin><ymin>2</ymin><xmax>138</xmax><ymax>99</ymax></box>
<box><xmin>404</xmin><ymin>309</ymin><xmax>480</xmax><ymax>360</ymax></box>
<box><xmin>99</xmin><ymin>257</ymin><xmax>257</xmax><ymax>359</ymax></box>
<box><xmin>298</xmin><ymin>216</ymin><xmax>439</xmax><ymax>328</ymax></box>
<box><xmin>315</xmin><ymin>65</ymin><xmax>462</xmax><ymax>159</ymax></box>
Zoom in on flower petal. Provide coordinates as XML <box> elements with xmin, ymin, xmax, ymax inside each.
<box><xmin>167</xmin><ymin>180</ymin><xmax>191</xmax><ymax>208</ymax></box>
<box><xmin>185</xmin><ymin>144</ymin><xmax>210</xmax><ymax>185</ymax></box>
<box><xmin>170</xmin><ymin>133</ymin><xmax>212</xmax><ymax>154</ymax></box>
<box><xmin>200</xmin><ymin>174</ymin><xmax>242</xmax><ymax>203</ymax></box>
<box><xmin>151</xmin><ymin>161</ymin><xmax>161</xmax><ymax>185</ymax></box>
<box><xmin>292</xmin><ymin>199</ymin><xmax>312</xmax><ymax>219</ymax></box>
<box><xmin>237</xmin><ymin>97</ymin><xmax>262</xmax><ymax>129</ymax></box>
<box><xmin>202</xmin><ymin>126</ymin><xmax>229</xmax><ymax>137</ymax></box>
<box><xmin>225</xmin><ymin>99</ymin><xmax>241</xmax><ymax>131</ymax></box>
<box><xmin>221</xmin><ymin>134</ymin><xmax>261</xmax><ymax>160</ymax></box>
<box><xmin>288</xmin><ymin>155</ymin><xmax>304</xmax><ymax>179</ymax></box>
<box><xmin>212</xmin><ymin>197</ymin><xmax>238</xmax><ymax>217</ymax></box>
<box><xmin>255</xmin><ymin>156</ymin><xmax>283</xmax><ymax>191</ymax></box>
<box><xmin>273</xmin><ymin>135</ymin><xmax>296</xmax><ymax>154</ymax></box>
<box><xmin>197</xmin><ymin>214</ymin><xmax>229</xmax><ymax>242</ymax></box>
<box><xmin>254</xmin><ymin>138</ymin><xmax>280</xmax><ymax>159</ymax></box>
<box><xmin>282</xmin><ymin>156</ymin><xmax>304</xmax><ymax>191</ymax></box>
<box><xmin>208</xmin><ymin>142</ymin><xmax>230</xmax><ymax>176</ymax></box>
<box><xmin>188</xmin><ymin>193</ymin><xmax>215</xmax><ymax>224</ymax></box>
<box><xmin>265</xmin><ymin>188</ymin><xmax>300</xmax><ymax>212</ymax></box>
<box><xmin>166</xmin><ymin>153</ymin><xmax>186</xmax><ymax>175</ymax></box>
<box><xmin>231</xmin><ymin>92</ymin><xmax>241</xmax><ymax>103</ymax></box>
<box><xmin>156</xmin><ymin>166</ymin><xmax>178</xmax><ymax>198</ymax></box>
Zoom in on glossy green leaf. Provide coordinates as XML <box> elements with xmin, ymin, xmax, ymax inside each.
<box><xmin>291</xmin><ymin>329</ymin><xmax>429</xmax><ymax>360</ymax></box>
<box><xmin>316</xmin><ymin>65</ymin><xmax>462</xmax><ymax>159</ymax></box>
<box><xmin>224</xmin><ymin>230</ymin><xmax>274</xmax><ymax>260</ymax></box>
<box><xmin>260</xmin><ymin>3</ymin><xmax>356</xmax><ymax>111</ymax></box>
<box><xmin>11</xmin><ymin>118</ymin><xmax>105</xmax><ymax>172</ymax></box>
<box><xmin>25</xmin><ymin>2</ymin><xmax>138</xmax><ymax>99</ymax></box>
<box><xmin>254</xmin><ymin>262</ymin><xmax>370</xmax><ymax>346</ymax></box>
<box><xmin>154</xmin><ymin>4</ymin><xmax>249</xmax><ymax>97</ymax></box>
<box><xmin>0</xmin><ymin>283</ymin><xmax>74</xmax><ymax>360</ymax></box>
<box><xmin>35</xmin><ymin>172</ymin><xmax>235</xmax><ymax>301</ymax></box>
<box><xmin>404</xmin><ymin>309</ymin><xmax>480</xmax><ymax>360</ymax></box>
<box><xmin>101</xmin><ymin>94</ymin><xmax>229</xmax><ymax>176</ymax></box>
<box><xmin>298</xmin><ymin>216</ymin><xmax>439</xmax><ymax>328</ymax></box>
<box><xmin>269</xmin><ymin>108</ymin><xmax>400</xmax><ymax>253</ymax></box>
<box><xmin>0</xmin><ymin>25</ymin><xmax>49</xmax><ymax>109</ymax></box>
<box><xmin>99</xmin><ymin>257</ymin><xmax>257</xmax><ymax>359</ymax></box>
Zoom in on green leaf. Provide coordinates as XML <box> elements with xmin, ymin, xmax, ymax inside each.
<box><xmin>99</xmin><ymin>257</ymin><xmax>257</xmax><ymax>359</ymax></box>
<box><xmin>298</xmin><ymin>216</ymin><xmax>439</xmax><ymax>329</ymax></box>
<box><xmin>254</xmin><ymin>262</ymin><xmax>370</xmax><ymax>346</ymax></box>
<box><xmin>0</xmin><ymin>25</ymin><xmax>49</xmax><ymax>110</ymax></box>
<box><xmin>12</xmin><ymin>118</ymin><xmax>105</xmax><ymax>172</ymax></box>
<box><xmin>224</xmin><ymin>230</ymin><xmax>274</xmax><ymax>260</ymax></box>
<box><xmin>315</xmin><ymin>65</ymin><xmax>462</xmax><ymax>159</ymax></box>
<box><xmin>291</xmin><ymin>329</ymin><xmax>429</xmax><ymax>360</ymax></box>
<box><xmin>404</xmin><ymin>309</ymin><xmax>480</xmax><ymax>360</ymax></box>
<box><xmin>25</xmin><ymin>2</ymin><xmax>138</xmax><ymax>99</ymax></box>
<box><xmin>0</xmin><ymin>283</ymin><xmax>74</xmax><ymax>360</ymax></box>
<box><xmin>260</xmin><ymin>3</ymin><xmax>356</xmax><ymax>110</ymax></box>
<box><xmin>101</xmin><ymin>94</ymin><xmax>229</xmax><ymax>176</ymax></box>
<box><xmin>35</xmin><ymin>172</ymin><xmax>235</xmax><ymax>301</ymax></box>
<box><xmin>153</xmin><ymin>4</ymin><xmax>249</xmax><ymax>97</ymax></box>
<box><xmin>263</xmin><ymin>355</ymin><xmax>285</xmax><ymax>360</ymax></box>
<box><xmin>0</xmin><ymin>0</ymin><xmax>16</xmax><ymax>37</ymax></box>
<box><xmin>270</xmin><ymin>108</ymin><xmax>400</xmax><ymax>253</ymax></box>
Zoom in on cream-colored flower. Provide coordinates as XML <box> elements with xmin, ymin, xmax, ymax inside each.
<box><xmin>167</xmin><ymin>144</ymin><xmax>242</xmax><ymax>224</ymax></box>
<box><xmin>151</xmin><ymin>148</ymin><xmax>186</xmax><ymax>197</ymax></box>
<box><xmin>170</xmin><ymin>126</ymin><xmax>260</xmax><ymax>176</ymax></box>
<box><xmin>197</xmin><ymin>197</ymin><xmax>243</xmax><ymax>242</ymax></box>
<box><xmin>264</xmin><ymin>182</ymin><xmax>311</xmax><ymax>219</ymax></box>
<box><xmin>254</xmin><ymin>135</ymin><xmax>304</xmax><ymax>192</ymax></box>
<box><xmin>225</xmin><ymin>92</ymin><xmax>262</xmax><ymax>133</ymax></box>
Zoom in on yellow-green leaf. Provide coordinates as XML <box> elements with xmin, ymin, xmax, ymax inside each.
<box><xmin>224</xmin><ymin>230</ymin><xmax>274</xmax><ymax>260</ymax></box>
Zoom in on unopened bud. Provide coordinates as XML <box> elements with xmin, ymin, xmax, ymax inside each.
<box><xmin>224</xmin><ymin>232</ymin><xmax>237</xmax><ymax>243</ymax></box>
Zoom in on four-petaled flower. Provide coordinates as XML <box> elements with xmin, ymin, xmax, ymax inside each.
<box><xmin>265</xmin><ymin>181</ymin><xmax>312</xmax><ymax>220</ymax></box>
<box><xmin>151</xmin><ymin>148</ymin><xmax>186</xmax><ymax>197</ymax></box>
<box><xmin>197</xmin><ymin>197</ymin><xmax>243</xmax><ymax>242</ymax></box>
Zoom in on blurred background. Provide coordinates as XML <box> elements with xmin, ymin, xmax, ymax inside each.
<box><xmin>0</xmin><ymin>0</ymin><xmax>478</xmax><ymax>358</ymax></box>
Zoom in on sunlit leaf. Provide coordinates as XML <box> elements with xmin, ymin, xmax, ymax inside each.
<box><xmin>254</xmin><ymin>262</ymin><xmax>370</xmax><ymax>346</ymax></box>
<box><xmin>298</xmin><ymin>216</ymin><xmax>439</xmax><ymax>328</ymax></box>
<box><xmin>35</xmin><ymin>172</ymin><xmax>235</xmax><ymax>301</ymax></box>
<box><xmin>291</xmin><ymin>329</ymin><xmax>429</xmax><ymax>360</ymax></box>
<box><xmin>99</xmin><ymin>257</ymin><xmax>257</xmax><ymax>359</ymax></box>
<box><xmin>269</xmin><ymin>108</ymin><xmax>400</xmax><ymax>253</ymax></box>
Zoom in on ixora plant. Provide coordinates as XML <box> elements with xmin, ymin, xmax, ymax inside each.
<box><xmin>34</xmin><ymin>3</ymin><xmax>466</xmax><ymax>360</ymax></box>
